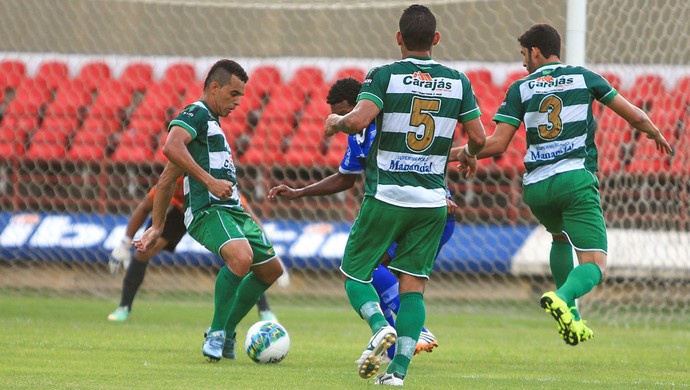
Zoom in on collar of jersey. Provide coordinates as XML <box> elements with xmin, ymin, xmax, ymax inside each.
<box><xmin>534</xmin><ymin>62</ymin><xmax>564</xmax><ymax>73</ymax></box>
<box><xmin>402</xmin><ymin>55</ymin><xmax>436</xmax><ymax>64</ymax></box>
<box><xmin>195</xmin><ymin>100</ymin><xmax>217</xmax><ymax>120</ymax></box>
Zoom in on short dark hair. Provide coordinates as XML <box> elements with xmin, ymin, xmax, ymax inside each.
<box><xmin>326</xmin><ymin>77</ymin><xmax>362</xmax><ymax>106</ymax></box>
<box><xmin>518</xmin><ymin>24</ymin><xmax>561</xmax><ymax>58</ymax></box>
<box><xmin>203</xmin><ymin>59</ymin><xmax>248</xmax><ymax>90</ymax></box>
<box><xmin>399</xmin><ymin>4</ymin><xmax>436</xmax><ymax>51</ymax></box>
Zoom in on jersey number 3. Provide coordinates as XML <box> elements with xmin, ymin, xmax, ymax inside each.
<box><xmin>407</xmin><ymin>96</ymin><xmax>440</xmax><ymax>152</ymax></box>
<box><xmin>537</xmin><ymin>94</ymin><xmax>564</xmax><ymax>140</ymax></box>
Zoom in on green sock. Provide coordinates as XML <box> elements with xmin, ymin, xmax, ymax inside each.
<box><xmin>225</xmin><ymin>272</ymin><xmax>270</xmax><ymax>336</ymax></box>
<box><xmin>345</xmin><ymin>279</ymin><xmax>387</xmax><ymax>332</ymax></box>
<box><xmin>210</xmin><ymin>266</ymin><xmax>243</xmax><ymax>331</ymax></box>
<box><xmin>387</xmin><ymin>292</ymin><xmax>425</xmax><ymax>378</ymax></box>
<box><xmin>556</xmin><ymin>262</ymin><xmax>602</xmax><ymax>304</ymax></box>
<box><xmin>550</xmin><ymin>241</ymin><xmax>580</xmax><ymax>319</ymax></box>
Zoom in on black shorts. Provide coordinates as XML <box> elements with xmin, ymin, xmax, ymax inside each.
<box><xmin>146</xmin><ymin>207</ymin><xmax>186</xmax><ymax>252</ymax></box>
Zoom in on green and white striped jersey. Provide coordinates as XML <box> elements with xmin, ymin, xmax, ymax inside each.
<box><xmin>357</xmin><ymin>56</ymin><xmax>481</xmax><ymax>208</ymax></box>
<box><xmin>168</xmin><ymin>100</ymin><xmax>242</xmax><ymax>227</ymax></box>
<box><xmin>493</xmin><ymin>63</ymin><xmax>617</xmax><ymax>185</ymax></box>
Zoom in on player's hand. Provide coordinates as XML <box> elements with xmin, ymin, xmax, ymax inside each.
<box><xmin>208</xmin><ymin>178</ymin><xmax>234</xmax><ymax>199</ymax></box>
<box><xmin>267</xmin><ymin>184</ymin><xmax>300</xmax><ymax>200</ymax></box>
<box><xmin>133</xmin><ymin>227</ymin><xmax>162</xmax><ymax>253</ymax></box>
<box><xmin>446</xmin><ymin>197</ymin><xmax>457</xmax><ymax>215</ymax></box>
<box><xmin>646</xmin><ymin>130</ymin><xmax>674</xmax><ymax>155</ymax></box>
<box><xmin>109</xmin><ymin>237</ymin><xmax>132</xmax><ymax>274</ymax></box>
<box><xmin>324</xmin><ymin>114</ymin><xmax>341</xmax><ymax>137</ymax></box>
<box><xmin>455</xmin><ymin>146</ymin><xmax>478</xmax><ymax>178</ymax></box>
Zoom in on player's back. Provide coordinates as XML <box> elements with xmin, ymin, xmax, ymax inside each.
<box><xmin>497</xmin><ymin>64</ymin><xmax>616</xmax><ymax>183</ymax></box>
<box><xmin>360</xmin><ymin>57</ymin><xmax>479</xmax><ymax>208</ymax></box>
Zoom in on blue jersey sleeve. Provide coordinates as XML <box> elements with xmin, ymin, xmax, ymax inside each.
<box><xmin>339</xmin><ymin>135</ymin><xmax>365</xmax><ymax>174</ymax></box>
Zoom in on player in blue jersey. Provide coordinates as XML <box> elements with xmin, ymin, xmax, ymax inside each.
<box><xmin>268</xmin><ymin>77</ymin><xmax>457</xmax><ymax>360</ymax></box>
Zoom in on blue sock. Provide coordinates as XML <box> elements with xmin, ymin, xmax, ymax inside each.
<box><xmin>372</xmin><ymin>265</ymin><xmax>400</xmax><ymax>314</ymax></box>
<box><xmin>372</xmin><ymin>265</ymin><xmax>400</xmax><ymax>360</ymax></box>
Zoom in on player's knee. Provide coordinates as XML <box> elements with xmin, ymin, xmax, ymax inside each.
<box><xmin>551</xmin><ymin>233</ymin><xmax>568</xmax><ymax>243</ymax></box>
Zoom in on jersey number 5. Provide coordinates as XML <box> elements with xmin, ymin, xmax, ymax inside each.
<box><xmin>407</xmin><ymin>96</ymin><xmax>440</xmax><ymax>152</ymax></box>
<box><xmin>537</xmin><ymin>94</ymin><xmax>564</xmax><ymax>140</ymax></box>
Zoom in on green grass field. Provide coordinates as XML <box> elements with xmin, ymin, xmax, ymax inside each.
<box><xmin>1</xmin><ymin>292</ymin><xmax>688</xmax><ymax>389</ymax></box>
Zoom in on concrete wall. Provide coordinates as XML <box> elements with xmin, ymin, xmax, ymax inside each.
<box><xmin>0</xmin><ymin>0</ymin><xmax>687</xmax><ymax>64</ymax></box>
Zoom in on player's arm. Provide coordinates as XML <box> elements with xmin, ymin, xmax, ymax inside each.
<box><xmin>605</xmin><ymin>94</ymin><xmax>673</xmax><ymax>154</ymax></box>
<box><xmin>267</xmin><ymin>172</ymin><xmax>357</xmax><ymax>200</ymax></box>
<box><xmin>325</xmin><ymin>99</ymin><xmax>380</xmax><ymax>136</ymax></box>
<box><xmin>133</xmin><ymin>162</ymin><xmax>184</xmax><ymax>252</ymax></box>
<box><xmin>125</xmin><ymin>194</ymin><xmax>154</xmax><ymax>238</ymax></box>
<box><xmin>163</xmin><ymin>126</ymin><xmax>234</xmax><ymax>199</ymax></box>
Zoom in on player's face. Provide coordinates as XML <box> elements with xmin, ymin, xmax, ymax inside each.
<box><xmin>521</xmin><ymin>46</ymin><xmax>536</xmax><ymax>74</ymax></box>
<box><xmin>330</xmin><ymin>100</ymin><xmax>355</xmax><ymax>116</ymax></box>
<box><xmin>213</xmin><ymin>75</ymin><xmax>246</xmax><ymax>117</ymax></box>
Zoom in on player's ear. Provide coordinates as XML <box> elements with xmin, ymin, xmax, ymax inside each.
<box><xmin>396</xmin><ymin>31</ymin><xmax>403</xmax><ymax>47</ymax></box>
<box><xmin>432</xmin><ymin>31</ymin><xmax>441</xmax><ymax>46</ymax></box>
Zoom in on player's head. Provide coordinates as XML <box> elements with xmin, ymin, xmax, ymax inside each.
<box><xmin>203</xmin><ymin>59</ymin><xmax>249</xmax><ymax>117</ymax></box>
<box><xmin>518</xmin><ymin>24</ymin><xmax>561</xmax><ymax>73</ymax></box>
<box><xmin>326</xmin><ymin>77</ymin><xmax>362</xmax><ymax>115</ymax></box>
<box><xmin>397</xmin><ymin>5</ymin><xmax>439</xmax><ymax>52</ymax></box>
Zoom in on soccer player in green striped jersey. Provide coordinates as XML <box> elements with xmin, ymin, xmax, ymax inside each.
<box><xmin>456</xmin><ymin>24</ymin><xmax>673</xmax><ymax>345</ymax></box>
<box><xmin>325</xmin><ymin>5</ymin><xmax>486</xmax><ymax>386</ymax></box>
<box><xmin>134</xmin><ymin>59</ymin><xmax>285</xmax><ymax>362</ymax></box>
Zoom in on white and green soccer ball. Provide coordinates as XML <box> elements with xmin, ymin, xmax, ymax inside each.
<box><xmin>244</xmin><ymin>320</ymin><xmax>290</xmax><ymax>364</ymax></box>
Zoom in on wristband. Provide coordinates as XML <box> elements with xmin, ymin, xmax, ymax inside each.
<box><xmin>464</xmin><ymin>144</ymin><xmax>477</xmax><ymax>158</ymax></box>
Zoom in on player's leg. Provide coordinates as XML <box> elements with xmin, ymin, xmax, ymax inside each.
<box><xmin>341</xmin><ymin>198</ymin><xmax>401</xmax><ymax>379</ymax></box>
<box><xmin>256</xmin><ymin>294</ymin><xmax>277</xmax><ymax>321</ymax></box>
<box><xmin>108</xmin><ymin>239</ymin><xmax>169</xmax><ymax>322</ymax></box>
<box><xmin>222</xmin><ymin>210</ymin><xmax>283</xmax><ymax>359</ymax></box>
<box><xmin>382</xmin><ymin>206</ymin><xmax>445</xmax><ymax>383</ymax></box>
<box><xmin>526</xmin><ymin>170</ymin><xmax>603</xmax><ymax>344</ymax></box>
<box><xmin>188</xmin><ymin>209</ymin><xmax>253</xmax><ymax>362</ymax></box>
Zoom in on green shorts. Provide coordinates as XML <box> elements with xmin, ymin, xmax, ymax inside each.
<box><xmin>341</xmin><ymin>196</ymin><xmax>447</xmax><ymax>282</ymax></box>
<box><xmin>187</xmin><ymin>206</ymin><xmax>276</xmax><ymax>265</ymax></box>
<box><xmin>523</xmin><ymin>169</ymin><xmax>607</xmax><ymax>253</ymax></box>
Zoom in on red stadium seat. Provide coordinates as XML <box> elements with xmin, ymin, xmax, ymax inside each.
<box><xmin>75</xmin><ymin>61</ymin><xmax>112</xmax><ymax>92</ymax></box>
<box><xmin>3</xmin><ymin>78</ymin><xmax>52</xmax><ymax>118</ymax></box>
<box><xmin>41</xmin><ymin>116</ymin><xmax>79</xmax><ymax>136</ymax></box>
<box><xmin>465</xmin><ymin>68</ymin><xmax>494</xmax><ymax>94</ymax></box>
<box><xmin>626</xmin><ymin>142</ymin><xmax>672</xmax><ymax>175</ymax></box>
<box><xmin>126</xmin><ymin>118</ymin><xmax>163</xmax><ymax>137</ymax></box>
<box><xmin>0</xmin><ymin>117</ymin><xmax>36</xmax><ymax>158</ymax></box>
<box><xmin>220</xmin><ymin>113</ymin><xmax>249</xmax><ymax>139</ymax></box>
<box><xmin>334</xmin><ymin>67</ymin><xmax>366</xmax><ymax>82</ymax></box>
<box><xmin>161</xmin><ymin>62</ymin><xmax>196</xmax><ymax>94</ymax></box>
<box><xmin>67</xmin><ymin>130</ymin><xmax>109</xmax><ymax>161</ymax></box>
<box><xmin>626</xmin><ymin>74</ymin><xmax>666</xmax><ymax>112</ymax></box>
<box><xmin>239</xmin><ymin>134</ymin><xmax>286</xmax><ymax>166</ymax></box>
<box><xmin>243</xmin><ymin>65</ymin><xmax>283</xmax><ymax>112</ymax></box>
<box><xmin>26</xmin><ymin>129</ymin><xmax>69</xmax><ymax>160</ymax></box>
<box><xmin>500</xmin><ymin>69</ymin><xmax>528</xmax><ymax>93</ymax></box>
<box><xmin>44</xmin><ymin>79</ymin><xmax>93</xmax><ymax>118</ymax></box>
<box><xmin>284</xmin><ymin>136</ymin><xmax>326</xmax><ymax>167</ymax></box>
<box><xmin>111</xmin><ymin>129</ymin><xmax>154</xmax><ymax>163</ymax></box>
<box><xmin>119</xmin><ymin>62</ymin><xmax>153</xmax><ymax>93</ymax></box>
<box><xmin>81</xmin><ymin>118</ymin><xmax>120</xmax><ymax>136</ymax></box>
<box><xmin>34</xmin><ymin>61</ymin><xmax>70</xmax><ymax>92</ymax></box>
<box><xmin>153</xmin><ymin>133</ymin><xmax>168</xmax><ymax>164</ymax></box>
<box><xmin>0</xmin><ymin>60</ymin><xmax>27</xmax><ymax>92</ymax></box>
<box><xmin>324</xmin><ymin>133</ymin><xmax>348</xmax><ymax>167</ymax></box>
<box><xmin>288</xmin><ymin>66</ymin><xmax>324</xmax><ymax>98</ymax></box>
<box><xmin>181</xmin><ymin>82</ymin><xmax>203</xmax><ymax>106</ymax></box>
<box><xmin>87</xmin><ymin>79</ymin><xmax>132</xmax><ymax>119</ymax></box>
<box><xmin>300</xmin><ymin>98</ymin><xmax>331</xmax><ymax>121</ymax></box>
<box><xmin>129</xmin><ymin>82</ymin><xmax>180</xmax><ymax>122</ymax></box>
<box><xmin>261</xmin><ymin>84</ymin><xmax>305</xmax><ymax>119</ymax></box>
<box><xmin>253</xmin><ymin>116</ymin><xmax>295</xmax><ymax>140</ymax></box>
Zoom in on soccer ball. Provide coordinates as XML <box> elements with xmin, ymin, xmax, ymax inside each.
<box><xmin>244</xmin><ymin>320</ymin><xmax>290</xmax><ymax>364</ymax></box>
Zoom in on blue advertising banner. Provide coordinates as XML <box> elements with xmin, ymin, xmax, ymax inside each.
<box><xmin>0</xmin><ymin>212</ymin><xmax>534</xmax><ymax>273</ymax></box>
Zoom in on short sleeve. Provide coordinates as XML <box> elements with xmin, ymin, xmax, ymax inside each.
<box><xmin>168</xmin><ymin>104</ymin><xmax>207</xmax><ymax>139</ymax></box>
<box><xmin>458</xmin><ymin>74</ymin><xmax>482</xmax><ymax>123</ymax></box>
<box><xmin>585</xmin><ymin>69</ymin><xmax>618</xmax><ymax>105</ymax></box>
<box><xmin>493</xmin><ymin>82</ymin><xmax>524</xmax><ymax>128</ymax></box>
<box><xmin>357</xmin><ymin>67</ymin><xmax>387</xmax><ymax>110</ymax></box>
